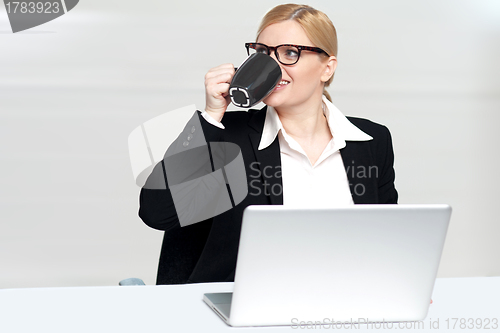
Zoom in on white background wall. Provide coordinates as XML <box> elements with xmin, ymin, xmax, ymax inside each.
<box><xmin>0</xmin><ymin>0</ymin><xmax>499</xmax><ymax>288</ymax></box>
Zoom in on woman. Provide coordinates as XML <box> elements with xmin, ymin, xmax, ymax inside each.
<box><xmin>140</xmin><ymin>4</ymin><xmax>398</xmax><ymax>284</ymax></box>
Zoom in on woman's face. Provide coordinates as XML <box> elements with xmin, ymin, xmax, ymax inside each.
<box><xmin>257</xmin><ymin>20</ymin><xmax>336</xmax><ymax>110</ymax></box>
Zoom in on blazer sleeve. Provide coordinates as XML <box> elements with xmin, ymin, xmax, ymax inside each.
<box><xmin>139</xmin><ymin>111</ymin><xmax>225</xmax><ymax>231</ymax></box>
<box><xmin>376</xmin><ymin>125</ymin><xmax>398</xmax><ymax>204</ymax></box>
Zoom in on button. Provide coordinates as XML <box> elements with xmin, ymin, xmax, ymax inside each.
<box><xmin>183</xmin><ymin>141</ymin><xmax>189</xmax><ymax>147</ymax></box>
<box><xmin>191</xmin><ymin>126</ymin><xmax>195</xmax><ymax>133</ymax></box>
<box><xmin>187</xmin><ymin>134</ymin><xmax>193</xmax><ymax>141</ymax></box>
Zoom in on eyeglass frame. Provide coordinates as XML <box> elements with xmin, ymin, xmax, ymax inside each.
<box><xmin>245</xmin><ymin>42</ymin><xmax>329</xmax><ymax>65</ymax></box>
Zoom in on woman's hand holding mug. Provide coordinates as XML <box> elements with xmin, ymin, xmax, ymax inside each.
<box><xmin>204</xmin><ymin>63</ymin><xmax>235</xmax><ymax>122</ymax></box>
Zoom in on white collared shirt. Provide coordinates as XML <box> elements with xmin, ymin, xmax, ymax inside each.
<box><xmin>201</xmin><ymin>96</ymin><xmax>372</xmax><ymax>207</ymax></box>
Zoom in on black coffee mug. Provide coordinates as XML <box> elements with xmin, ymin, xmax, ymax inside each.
<box><xmin>229</xmin><ymin>53</ymin><xmax>282</xmax><ymax>108</ymax></box>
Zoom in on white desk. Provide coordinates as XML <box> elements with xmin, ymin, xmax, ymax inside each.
<box><xmin>0</xmin><ymin>277</ymin><xmax>498</xmax><ymax>332</ymax></box>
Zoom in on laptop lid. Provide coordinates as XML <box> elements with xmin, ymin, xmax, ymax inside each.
<box><xmin>228</xmin><ymin>204</ymin><xmax>451</xmax><ymax>326</ymax></box>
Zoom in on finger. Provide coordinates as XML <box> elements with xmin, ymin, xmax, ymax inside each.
<box><xmin>206</xmin><ymin>63</ymin><xmax>234</xmax><ymax>75</ymax></box>
<box><xmin>205</xmin><ymin>73</ymin><xmax>234</xmax><ymax>89</ymax></box>
<box><xmin>205</xmin><ymin>68</ymin><xmax>235</xmax><ymax>82</ymax></box>
<box><xmin>214</xmin><ymin>63</ymin><xmax>234</xmax><ymax>70</ymax></box>
<box><xmin>208</xmin><ymin>82</ymin><xmax>230</xmax><ymax>99</ymax></box>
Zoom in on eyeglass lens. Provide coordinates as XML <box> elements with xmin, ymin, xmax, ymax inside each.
<box><xmin>249</xmin><ymin>44</ymin><xmax>300</xmax><ymax>65</ymax></box>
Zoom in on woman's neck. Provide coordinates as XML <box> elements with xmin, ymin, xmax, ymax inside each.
<box><xmin>275</xmin><ymin>98</ymin><xmax>330</xmax><ymax>144</ymax></box>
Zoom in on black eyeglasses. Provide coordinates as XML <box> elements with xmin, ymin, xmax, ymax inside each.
<box><xmin>245</xmin><ymin>42</ymin><xmax>328</xmax><ymax>65</ymax></box>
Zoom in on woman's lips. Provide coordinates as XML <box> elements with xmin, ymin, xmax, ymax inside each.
<box><xmin>274</xmin><ymin>80</ymin><xmax>290</xmax><ymax>91</ymax></box>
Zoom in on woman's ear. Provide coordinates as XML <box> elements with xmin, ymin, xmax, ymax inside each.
<box><xmin>321</xmin><ymin>56</ymin><xmax>337</xmax><ymax>82</ymax></box>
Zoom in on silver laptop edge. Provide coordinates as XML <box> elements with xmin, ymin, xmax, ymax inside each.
<box><xmin>203</xmin><ymin>204</ymin><xmax>451</xmax><ymax>327</ymax></box>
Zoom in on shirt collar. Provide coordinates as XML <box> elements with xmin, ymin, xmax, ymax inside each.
<box><xmin>258</xmin><ymin>95</ymin><xmax>373</xmax><ymax>150</ymax></box>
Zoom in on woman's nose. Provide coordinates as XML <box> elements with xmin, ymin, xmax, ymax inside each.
<box><xmin>268</xmin><ymin>51</ymin><xmax>279</xmax><ymax>62</ymax></box>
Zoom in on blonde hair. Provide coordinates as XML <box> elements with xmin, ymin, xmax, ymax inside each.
<box><xmin>257</xmin><ymin>4</ymin><xmax>338</xmax><ymax>102</ymax></box>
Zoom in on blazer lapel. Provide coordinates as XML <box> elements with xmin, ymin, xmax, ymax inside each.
<box><xmin>247</xmin><ymin>107</ymin><xmax>283</xmax><ymax>205</ymax></box>
<box><xmin>340</xmin><ymin>142</ymin><xmax>378</xmax><ymax>204</ymax></box>
<box><xmin>245</xmin><ymin>107</ymin><xmax>378</xmax><ymax>205</ymax></box>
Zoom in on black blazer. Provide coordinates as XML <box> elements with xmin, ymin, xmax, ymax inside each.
<box><xmin>139</xmin><ymin>107</ymin><xmax>398</xmax><ymax>284</ymax></box>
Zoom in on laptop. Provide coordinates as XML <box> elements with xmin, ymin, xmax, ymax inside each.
<box><xmin>203</xmin><ymin>204</ymin><xmax>451</xmax><ymax>327</ymax></box>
